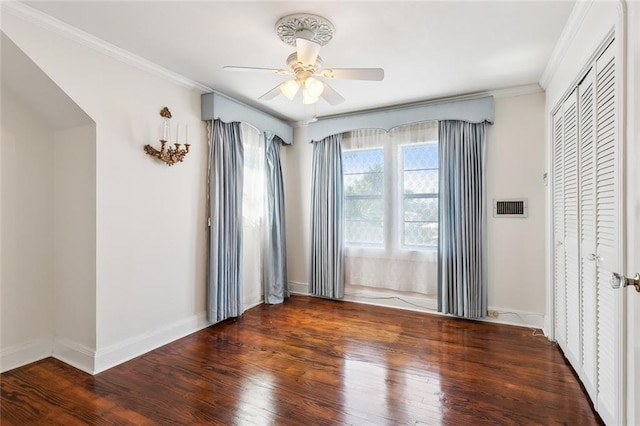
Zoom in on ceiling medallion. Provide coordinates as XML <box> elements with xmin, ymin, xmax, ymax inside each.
<box><xmin>275</xmin><ymin>13</ymin><xmax>335</xmax><ymax>47</ymax></box>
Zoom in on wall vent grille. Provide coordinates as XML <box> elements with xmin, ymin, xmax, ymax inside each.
<box><xmin>493</xmin><ymin>199</ymin><xmax>528</xmax><ymax>218</ymax></box>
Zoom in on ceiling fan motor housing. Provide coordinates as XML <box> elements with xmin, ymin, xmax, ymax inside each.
<box><xmin>286</xmin><ymin>52</ymin><xmax>323</xmax><ymax>79</ymax></box>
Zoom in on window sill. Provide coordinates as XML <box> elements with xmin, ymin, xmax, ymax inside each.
<box><xmin>345</xmin><ymin>246</ymin><xmax>437</xmax><ymax>261</ymax></box>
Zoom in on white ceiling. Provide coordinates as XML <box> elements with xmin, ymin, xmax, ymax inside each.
<box><xmin>24</xmin><ymin>1</ymin><xmax>575</xmax><ymax>122</ymax></box>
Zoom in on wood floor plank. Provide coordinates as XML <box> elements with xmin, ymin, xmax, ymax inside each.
<box><xmin>1</xmin><ymin>296</ymin><xmax>602</xmax><ymax>425</ymax></box>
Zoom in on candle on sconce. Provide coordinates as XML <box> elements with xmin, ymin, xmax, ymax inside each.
<box><xmin>186</xmin><ymin>125</ymin><xmax>189</xmax><ymax>144</ymax></box>
<box><xmin>145</xmin><ymin>107</ymin><xmax>189</xmax><ymax>166</ymax></box>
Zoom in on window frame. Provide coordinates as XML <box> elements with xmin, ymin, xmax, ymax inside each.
<box><xmin>342</xmin><ymin>129</ymin><xmax>439</xmax><ymax>257</ymax></box>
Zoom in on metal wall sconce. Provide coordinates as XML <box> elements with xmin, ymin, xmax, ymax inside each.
<box><xmin>610</xmin><ymin>272</ymin><xmax>640</xmax><ymax>292</ymax></box>
<box><xmin>144</xmin><ymin>107</ymin><xmax>190</xmax><ymax>166</ymax></box>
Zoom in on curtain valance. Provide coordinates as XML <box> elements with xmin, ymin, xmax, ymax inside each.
<box><xmin>308</xmin><ymin>96</ymin><xmax>494</xmax><ymax>142</ymax></box>
<box><xmin>201</xmin><ymin>92</ymin><xmax>293</xmax><ymax>145</ymax></box>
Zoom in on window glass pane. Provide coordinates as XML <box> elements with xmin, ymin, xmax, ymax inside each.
<box><xmin>404</xmin><ymin>198</ymin><xmax>438</xmax><ymax>222</ymax></box>
<box><xmin>404</xmin><ymin>169</ymin><xmax>438</xmax><ymax>194</ymax></box>
<box><xmin>346</xmin><ymin>220</ymin><xmax>384</xmax><ymax>246</ymax></box>
<box><xmin>403</xmin><ymin>144</ymin><xmax>438</xmax><ymax>194</ymax></box>
<box><xmin>404</xmin><ymin>222</ymin><xmax>438</xmax><ymax>247</ymax></box>
<box><xmin>344</xmin><ymin>173</ymin><xmax>383</xmax><ymax>196</ymax></box>
<box><xmin>401</xmin><ymin>143</ymin><xmax>438</xmax><ymax>249</ymax></box>
<box><xmin>343</xmin><ymin>149</ymin><xmax>384</xmax><ymax>174</ymax></box>
<box><xmin>345</xmin><ymin>197</ymin><xmax>384</xmax><ymax>221</ymax></box>
<box><xmin>343</xmin><ymin>148</ymin><xmax>385</xmax><ymax>247</ymax></box>
<box><xmin>403</xmin><ymin>144</ymin><xmax>438</xmax><ymax>170</ymax></box>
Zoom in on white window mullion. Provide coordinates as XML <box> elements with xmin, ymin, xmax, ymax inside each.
<box><xmin>387</xmin><ymin>136</ymin><xmax>400</xmax><ymax>255</ymax></box>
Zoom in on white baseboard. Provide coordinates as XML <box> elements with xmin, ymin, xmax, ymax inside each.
<box><xmin>289</xmin><ymin>281</ymin><xmax>310</xmax><ymax>295</ymax></box>
<box><xmin>244</xmin><ymin>296</ymin><xmax>264</xmax><ymax>311</ymax></box>
<box><xmin>0</xmin><ymin>336</ymin><xmax>53</xmax><ymax>373</ymax></box>
<box><xmin>344</xmin><ymin>287</ymin><xmax>439</xmax><ymax>313</ymax></box>
<box><xmin>2</xmin><ymin>312</ymin><xmax>234</xmax><ymax>375</ymax></box>
<box><xmin>53</xmin><ymin>337</ymin><xmax>95</xmax><ymax>374</ymax></box>
<box><xmin>481</xmin><ymin>308</ymin><xmax>545</xmax><ymax>330</ymax></box>
<box><xmin>543</xmin><ymin>315</ymin><xmax>551</xmax><ymax>338</ymax></box>
<box><xmin>288</xmin><ymin>280</ymin><xmax>544</xmax><ymax>330</ymax></box>
<box><xmin>94</xmin><ymin>312</ymin><xmax>210</xmax><ymax>374</ymax></box>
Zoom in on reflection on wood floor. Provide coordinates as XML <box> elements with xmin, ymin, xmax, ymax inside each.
<box><xmin>1</xmin><ymin>295</ymin><xmax>602</xmax><ymax>425</ymax></box>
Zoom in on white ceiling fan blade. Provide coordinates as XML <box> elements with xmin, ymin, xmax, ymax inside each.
<box><xmin>321</xmin><ymin>68</ymin><xmax>384</xmax><ymax>81</ymax></box>
<box><xmin>223</xmin><ymin>66</ymin><xmax>290</xmax><ymax>75</ymax></box>
<box><xmin>320</xmin><ymin>82</ymin><xmax>345</xmax><ymax>105</ymax></box>
<box><xmin>296</xmin><ymin>38</ymin><xmax>321</xmax><ymax>66</ymax></box>
<box><xmin>259</xmin><ymin>84</ymin><xmax>282</xmax><ymax>100</ymax></box>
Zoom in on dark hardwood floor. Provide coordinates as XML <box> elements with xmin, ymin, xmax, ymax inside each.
<box><xmin>1</xmin><ymin>296</ymin><xmax>601</xmax><ymax>425</ymax></box>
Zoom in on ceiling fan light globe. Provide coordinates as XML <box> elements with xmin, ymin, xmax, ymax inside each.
<box><xmin>304</xmin><ymin>77</ymin><xmax>324</xmax><ymax>97</ymax></box>
<box><xmin>302</xmin><ymin>90</ymin><xmax>319</xmax><ymax>104</ymax></box>
<box><xmin>279</xmin><ymin>80</ymin><xmax>300</xmax><ymax>100</ymax></box>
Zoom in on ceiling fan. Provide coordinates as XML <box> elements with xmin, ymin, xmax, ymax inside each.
<box><xmin>223</xmin><ymin>14</ymin><xmax>384</xmax><ymax>105</ymax></box>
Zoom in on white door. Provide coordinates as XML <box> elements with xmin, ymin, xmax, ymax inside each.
<box><xmin>578</xmin><ymin>67</ymin><xmax>598</xmax><ymax>401</ymax></box>
<box><xmin>551</xmin><ymin>38</ymin><xmax>623</xmax><ymax>425</ymax></box>
<box><xmin>593</xmin><ymin>40</ymin><xmax>623</xmax><ymax>426</ymax></box>
<box><xmin>562</xmin><ymin>90</ymin><xmax>581</xmax><ymax>369</ymax></box>
<box><xmin>552</xmin><ymin>108</ymin><xmax>566</xmax><ymax>350</ymax></box>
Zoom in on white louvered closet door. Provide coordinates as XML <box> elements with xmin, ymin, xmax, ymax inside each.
<box><xmin>552</xmin><ymin>108</ymin><xmax>566</xmax><ymax>350</ymax></box>
<box><xmin>562</xmin><ymin>90</ymin><xmax>581</xmax><ymax>369</ymax></box>
<box><xmin>578</xmin><ymin>67</ymin><xmax>598</xmax><ymax>402</ymax></box>
<box><xmin>593</xmin><ymin>41</ymin><xmax>622</xmax><ymax>426</ymax></box>
<box><xmin>552</xmin><ymin>38</ymin><xmax>622</xmax><ymax>426</ymax></box>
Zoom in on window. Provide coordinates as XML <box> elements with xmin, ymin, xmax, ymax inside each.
<box><xmin>342</xmin><ymin>123</ymin><xmax>439</xmax><ymax>252</ymax></box>
<box><xmin>341</xmin><ymin>123</ymin><xmax>438</xmax><ymax>295</ymax></box>
<box><xmin>343</xmin><ymin>148</ymin><xmax>385</xmax><ymax>247</ymax></box>
<box><xmin>401</xmin><ymin>143</ymin><xmax>439</xmax><ymax>248</ymax></box>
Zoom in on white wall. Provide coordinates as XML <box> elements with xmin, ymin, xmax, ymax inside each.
<box><xmin>2</xmin><ymin>10</ymin><xmax>209</xmax><ymax>372</ymax></box>
<box><xmin>486</xmin><ymin>92</ymin><xmax>546</xmax><ymax>318</ymax></box>
<box><xmin>1</xmin><ymin>33</ymin><xmax>98</xmax><ymax>372</ymax></box>
<box><xmin>53</xmin><ymin>124</ymin><xmax>97</xmax><ymax>369</ymax></box>
<box><xmin>283</xmin><ymin>91</ymin><xmax>547</xmax><ymax>327</ymax></box>
<box><xmin>92</xmin><ymin>72</ymin><xmax>208</xmax><ymax>368</ymax></box>
<box><xmin>283</xmin><ymin>124</ymin><xmax>312</xmax><ymax>293</ymax></box>
<box><xmin>1</xmin><ymin>88</ymin><xmax>55</xmax><ymax>369</ymax></box>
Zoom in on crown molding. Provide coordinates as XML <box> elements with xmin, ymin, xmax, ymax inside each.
<box><xmin>486</xmin><ymin>83</ymin><xmax>543</xmax><ymax>99</ymax></box>
<box><xmin>2</xmin><ymin>1</ymin><xmax>212</xmax><ymax>93</ymax></box>
<box><xmin>539</xmin><ymin>1</ymin><xmax>593</xmax><ymax>89</ymax></box>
